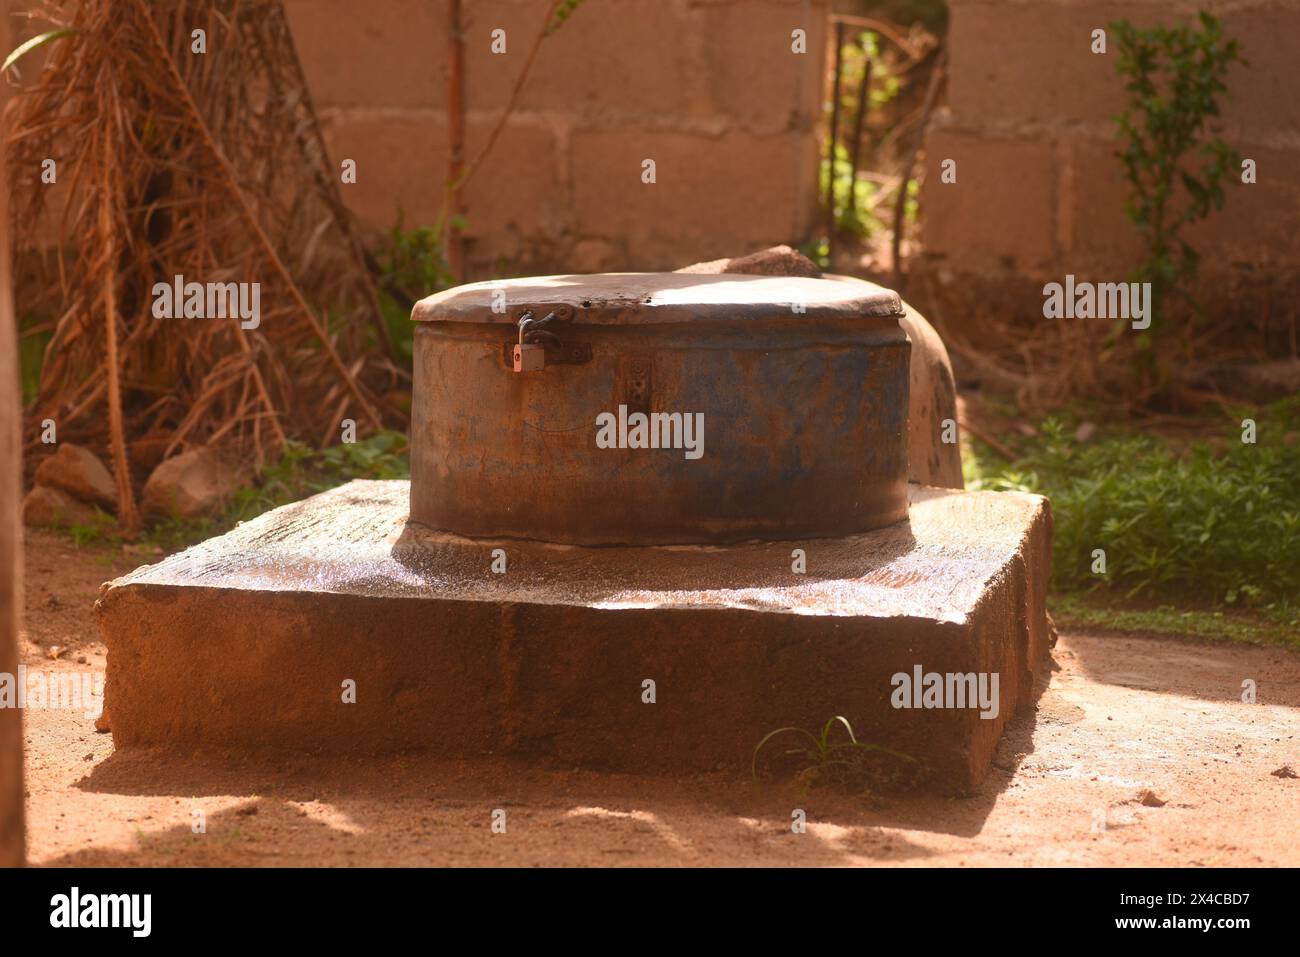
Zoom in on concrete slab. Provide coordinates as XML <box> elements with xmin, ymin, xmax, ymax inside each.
<box><xmin>96</xmin><ymin>480</ymin><xmax>1052</xmax><ymax>793</ymax></box>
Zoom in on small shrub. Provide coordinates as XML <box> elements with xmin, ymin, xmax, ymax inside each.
<box><xmin>1110</xmin><ymin>12</ymin><xmax>1243</xmax><ymax>340</ymax></box>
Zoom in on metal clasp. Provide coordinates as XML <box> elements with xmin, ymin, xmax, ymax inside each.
<box><xmin>512</xmin><ymin>310</ymin><xmax>554</xmax><ymax>373</ymax></box>
<box><xmin>509</xmin><ymin>307</ymin><xmax>589</xmax><ymax>372</ymax></box>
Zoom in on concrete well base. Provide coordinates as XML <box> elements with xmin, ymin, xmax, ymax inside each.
<box><xmin>96</xmin><ymin>480</ymin><xmax>1052</xmax><ymax>793</ymax></box>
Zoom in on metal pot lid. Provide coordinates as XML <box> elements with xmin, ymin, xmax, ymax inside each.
<box><xmin>411</xmin><ymin>272</ymin><xmax>904</xmax><ymax>326</ymax></box>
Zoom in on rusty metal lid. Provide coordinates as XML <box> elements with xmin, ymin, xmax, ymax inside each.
<box><xmin>411</xmin><ymin>272</ymin><xmax>904</xmax><ymax>325</ymax></box>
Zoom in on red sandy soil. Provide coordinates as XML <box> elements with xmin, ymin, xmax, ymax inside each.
<box><xmin>17</xmin><ymin>528</ymin><xmax>1300</xmax><ymax>867</ymax></box>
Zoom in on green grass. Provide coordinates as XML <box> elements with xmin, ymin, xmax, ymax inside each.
<box><xmin>1050</xmin><ymin>592</ymin><xmax>1299</xmax><ymax>649</ymax></box>
<box><xmin>965</xmin><ymin>399</ymin><xmax>1300</xmax><ymax>643</ymax></box>
<box><xmin>225</xmin><ymin>429</ymin><xmax>409</xmax><ymax>524</ymax></box>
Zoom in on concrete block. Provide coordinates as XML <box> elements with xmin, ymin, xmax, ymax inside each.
<box><xmin>97</xmin><ymin>480</ymin><xmax>1053</xmax><ymax>793</ymax></box>
<box><xmin>463</xmin><ymin>0</ymin><xmax>699</xmax><ymax>117</ymax></box>
<box><xmin>321</xmin><ymin>117</ymin><xmax>445</xmax><ymax>230</ymax></box>
<box><xmin>948</xmin><ymin>0</ymin><xmax>1136</xmax><ymax>126</ymax></box>
<box><xmin>1061</xmin><ymin>137</ymin><xmax>1144</xmax><ymax>275</ymax></box>
<box><xmin>921</xmin><ymin>129</ymin><xmax>1058</xmax><ymax>276</ymax></box>
<box><xmin>1184</xmin><ymin>145</ymin><xmax>1300</xmax><ymax>270</ymax></box>
<box><xmin>948</xmin><ymin>0</ymin><xmax>1297</xmax><ymax>138</ymax></box>
<box><xmin>1219</xmin><ymin>5</ymin><xmax>1300</xmax><ymax>140</ymax></box>
<box><xmin>283</xmin><ymin>0</ymin><xmax>446</xmax><ymax>110</ymax></box>
<box><xmin>571</xmin><ymin>130</ymin><xmax>813</xmax><ymax>267</ymax></box>
<box><xmin>323</xmin><ymin>116</ymin><xmax>563</xmax><ymax>238</ymax></box>
<box><xmin>697</xmin><ymin>0</ymin><xmax>828</xmax><ymax>133</ymax></box>
<box><xmin>1065</xmin><ymin>139</ymin><xmax>1300</xmax><ymax>276</ymax></box>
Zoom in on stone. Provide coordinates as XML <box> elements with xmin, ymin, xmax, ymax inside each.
<box><xmin>97</xmin><ymin>479</ymin><xmax>1053</xmax><ymax>794</ymax></box>
<box><xmin>33</xmin><ymin>443</ymin><xmax>117</xmax><ymax>510</ymax></box>
<box><xmin>141</xmin><ymin>447</ymin><xmax>249</xmax><ymax>521</ymax></box>
<box><xmin>128</xmin><ymin>431</ymin><xmax>175</xmax><ymax>477</ymax></box>
<box><xmin>22</xmin><ymin>485</ymin><xmax>101</xmax><ymax>529</ymax></box>
<box><xmin>676</xmin><ymin>244</ymin><xmax>821</xmax><ymax>278</ymax></box>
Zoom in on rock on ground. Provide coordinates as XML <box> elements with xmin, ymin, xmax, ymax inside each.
<box><xmin>33</xmin><ymin>443</ymin><xmax>117</xmax><ymax>510</ymax></box>
<box><xmin>22</xmin><ymin>485</ymin><xmax>102</xmax><ymax>529</ymax></box>
<box><xmin>141</xmin><ymin>447</ymin><xmax>249</xmax><ymax>521</ymax></box>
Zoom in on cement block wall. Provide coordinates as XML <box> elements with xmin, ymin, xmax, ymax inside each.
<box><xmin>920</xmin><ymin>0</ymin><xmax>1300</xmax><ymax>308</ymax></box>
<box><xmin>283</xmin><ymin>0</ymin><xmax>830</xmax><ymax>276</ymax></box>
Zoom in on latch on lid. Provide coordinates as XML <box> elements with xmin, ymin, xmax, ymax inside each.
<box><xmin>512</xmin><ymin>310</ymin><xmax>551</xmax><ymax>372</ymax></box>
<box><xmin>508</xmin><ymin>304</ymin><xmax>590</xmax><ymax>372</ymax></box>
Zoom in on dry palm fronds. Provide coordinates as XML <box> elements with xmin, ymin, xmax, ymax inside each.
<box><xmin>6</xmin><ymin>0</ymin><xmax>402</xmax><ymax>527</ymax></box>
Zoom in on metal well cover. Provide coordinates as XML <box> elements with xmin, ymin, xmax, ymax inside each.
<box><xmin>411</xmin><ymin>272</ymin><xmax>906</xmax><ymax>326</ymax></box>
<box><xmin>409</xmin><ymin>272</ymin><xmax>911</xmax><ymax>545</ymax></box>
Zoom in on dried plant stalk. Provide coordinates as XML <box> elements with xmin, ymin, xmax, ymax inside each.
<box><xmin>6</xmin><ymin>0</ymin><xmax>401</xmax><ymax>522</ymax></box>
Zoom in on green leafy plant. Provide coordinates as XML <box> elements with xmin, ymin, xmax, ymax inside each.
<box><xmin>752</xmin><ymin>715</ymin><xmax>918</xmax><ymax>793</ymax></box>
<box><xmin>65</xmin><ymin>512</ymin><xmax>117</xmax><ymax>547</ymax></box>
<box><xmin>819</xmin><ymin>143</ymin><xmax>885</xmax><ymax>237</ymax></box>
<box><xmin>836</xmin><ymin>30</ymin><xmax>901</xmax><ymax>117</ymax></box>
<box><xmin>1110</xmin><ymin>12</ymin><xmax>1243</xmax><ymax>341</ymax></box>
<box><xmin>224</xmin><ymin>430</ymin><xmax>409</xmax><ymax>526</ymax></box>
<box><xmin>134</xmin><ymin>431</ymin><xmax>411</xmax><ymax>549</ymax></box>
<box><xmin>966</xmin><ymin>402</ymin><xmax>1300</xmax><ymax>614</ymax></box>
<box><xmin>374</xmin><ymin>211</ymin><xmax>453</xmax><ymax>359</ymax></box>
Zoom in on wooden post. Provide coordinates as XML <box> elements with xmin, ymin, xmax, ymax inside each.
<box><xmin>0</xmin><ymin>5</ymin><xmax>28</xmax><ymax>868</ymax></box>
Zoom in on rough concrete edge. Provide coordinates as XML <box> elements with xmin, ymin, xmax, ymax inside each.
<box><xmin>962</xmin><ymin>492</ymin><xmax>1054</xmax><ymax>791</ymax></box>
<box><xmin>98</xmin><ymin>483</ymin><xmax>1052</xmax><ymax>625</ymax></box>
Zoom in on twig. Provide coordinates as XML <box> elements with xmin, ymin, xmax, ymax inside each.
<box><xmin>892</xmin><ymin>46</ymin><xmax>946</xmax><ymax>291</ymax></box>
<box><xmin>97</xmin><ymin>112</ymin><xmax>139</xmax><ymax>533</ymax></box>
<box><xmin>958</xmin><ymin>415</ymin><xmax>1018</xmax><ymax>461</ymax></box>
<box><xmin>829</xmin><ymin>13</ymin><xmax>927</xmax><ymax>62</ymax></box>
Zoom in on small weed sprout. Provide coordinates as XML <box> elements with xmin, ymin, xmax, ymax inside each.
<box><xmin>752</xmin><ymin>715</ymin><xmax>917</xmax><ymax>793</ymax></box>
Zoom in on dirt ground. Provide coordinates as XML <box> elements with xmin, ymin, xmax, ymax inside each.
<box><xmin>16</xmin><ymin>528</ymin><xmax>1300</xmax><ymax>867</ymax></box>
